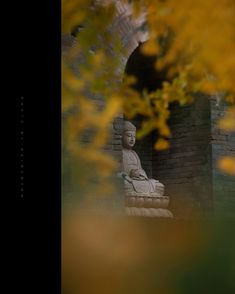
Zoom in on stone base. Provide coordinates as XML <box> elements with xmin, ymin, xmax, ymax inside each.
<box><xmin>125</xmin><ymin>195</ymin><xmax>169</xmax><ymax>208</ymax></box>
<box><xmin>125</xmin><ymin>207</ymin><xmax>173</xmax><ymax>218</ymax></box>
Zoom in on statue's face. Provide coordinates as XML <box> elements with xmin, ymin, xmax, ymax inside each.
<box><xmin>122</xmin><ymin>131</ymin><xmax>136</xmax><ymax>149</ymax></box>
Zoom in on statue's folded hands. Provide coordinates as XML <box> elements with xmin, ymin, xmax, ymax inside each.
<box><xmin>129</xmin><ymin>169</ymin><xmax>147</xmax><ymax>180</ymax></box>
<box><xmin>117</xmin><ymin>171</ymin><xmax>133</xmax><ymax>183</ymax></box>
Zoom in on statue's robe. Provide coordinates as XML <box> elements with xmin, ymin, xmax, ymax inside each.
<box><xmin>122</xmin><ymin>148</ymin><xmax>163</xmax><ymax>195</ymax></box>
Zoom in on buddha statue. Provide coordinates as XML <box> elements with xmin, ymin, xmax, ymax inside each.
<box><xmin>119</xmin><ymin>121</ymin><xmax>173</xmax><ymax>217</ymax></box>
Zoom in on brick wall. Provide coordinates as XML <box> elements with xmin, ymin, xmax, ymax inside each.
<box><xmin>210</xmin><ymin>98</ymin><xmax>235</xmax><ymax>218</ymax></box>
<box><xmin>152</xmin><ymin>95</ymin><xmax>212</xmax><ymax>218</ymax></box>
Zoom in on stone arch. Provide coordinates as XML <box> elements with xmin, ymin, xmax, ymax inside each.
<box><xmin>62</xmin><ymin>2</ymin><xmax>210</xmax><ymax>217</ymax></box>
<box><xmin>122</xmin><ymin>41</ymin><xmax>213</xmax><ymax>218</ymax></box>
<box><xmin>62</xmin><ymin>1</ymin><xmax>235</xmax><ymax>217</ymax></box>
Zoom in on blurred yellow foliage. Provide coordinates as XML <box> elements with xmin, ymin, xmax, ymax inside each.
<box><xmin>218</xmin><ymin>106</ymin><xmax>235</xmax><ymax>175</ymax></box>
<box><xmin>154</xmin><ymin>138</ymin><xmax>170</xmax><ymax>150</ymax></box>
<box><xmin>219</xmin><ymin>106</ymin><xmax>235</xmax><ymax>132</ymax></box>
<box><xmin>62</xmin><ymin>3</ymin><xmax>235</xmax><ymax>292</ymax></box>
<box><xmin>218</xmin><ymin>156</ymin><xmax>235</xmax><ymax>176</ymax></box>
<box><xmin>62</xmin><ymin>0</ymin><xmax>235</xmax><ymax>201</ymax></box>
<box><xmin>141</xmin><ymin>39</ymin><xmax>160</xmax><ymax>56</ymax></box>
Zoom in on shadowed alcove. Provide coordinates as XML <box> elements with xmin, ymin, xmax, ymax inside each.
<box><xmin>124</xmin><ymin>43</ymin><xmax>212</xmax><ymax>218</ymax></box>
<box><xmin>124</xmin><ymin>42</ymin><xmax>168</xmax><ymax>179</ymax></box>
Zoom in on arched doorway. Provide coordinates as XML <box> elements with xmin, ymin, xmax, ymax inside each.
<box><xmin>124</xmin><ymin>43</ymin><xmax>213</xmax><ymax>218</ymax></box>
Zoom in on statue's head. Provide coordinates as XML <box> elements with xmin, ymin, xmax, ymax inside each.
<box><xmin>122</xmin><ymin>121</ymin><xmax>136</xmax><ymax>149</ymax></box>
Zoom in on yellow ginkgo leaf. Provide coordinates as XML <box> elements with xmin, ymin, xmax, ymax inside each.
<box><xmin>159</xmin><ymin>125</ymin><xmax>171</xmax><ymax>137</ymax></box>
<box><xmin>154</xmin><ymin>138</ymin><xmax>170</xmax><ymax>150</ymax></box>
<box><xmin>218</xmin><ymin>156</ymin><xmax>235</xmax><ymax>176</ymax></box>
<box><xmin>219</xmin><ymin>107</ymin><xmax>235</xmax><ymax>132</ymax></box>
<box><xmin>141</xmin><ymin>40</ymin><xmax>160</xmax><ymax>56</ymax></box>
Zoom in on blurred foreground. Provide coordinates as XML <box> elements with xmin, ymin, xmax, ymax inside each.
<box><xmin>62</xmin><ymin>213</ymin><xmax>235</xmax><ymax>294</ymax></box>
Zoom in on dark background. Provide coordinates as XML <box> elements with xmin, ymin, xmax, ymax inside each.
<box><xmin>13</xmin><ymin>1</ymin><xmax>61</xmax><ymax>293</ymax></box>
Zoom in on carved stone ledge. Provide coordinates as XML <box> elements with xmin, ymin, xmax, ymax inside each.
<box><xmin>125</xmin><ymin>195</ymin><xmax>169</xmax><ymax>208</ymax></box>
<box><xmin>125</xmin><ymin>207</ymin><xmax>173</xmax><ymax>218</ymax></box>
